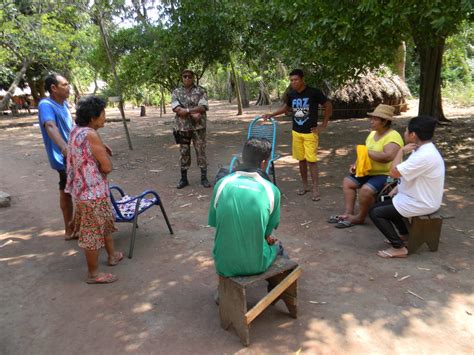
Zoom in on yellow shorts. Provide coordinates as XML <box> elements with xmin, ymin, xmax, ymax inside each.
<box><xmin>292</xmin><ymin>130</ymin><xmax>319</xmax><ymax>162</ymax></box>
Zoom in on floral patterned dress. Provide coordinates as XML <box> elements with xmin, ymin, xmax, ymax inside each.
<box><xmin>65</xmin><ymin>126</ymin><xmax>116</xmax><ymax>250</ymax></box>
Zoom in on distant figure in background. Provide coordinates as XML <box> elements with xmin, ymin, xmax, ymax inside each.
<box><xmin>171</xmin><ymin>69</ymin><xmax>211</xmax><ymax>189</ymax></box>
<box><xmin>66</xmin><ymin>96</ymin><xmax>123</xmax><ymax>284</ymax></box>
<box><xmin>263</xmin><ymin>69</ymin><xmax>332</xmax><ymax>201</ymax></box>
<box><xmin>370</xmin><ymin>115</ymin><xmax>445</xmax><ymax>258</ymax></box>
<box><xmin>38</xmin><ymin>73</ymin><xmax>74</xmax><ymax>240</ymax></box>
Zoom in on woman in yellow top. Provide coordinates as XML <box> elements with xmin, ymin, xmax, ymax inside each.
<box><xmin>330</xmin><ymin>104</ymin><xmax>404</xmax><ymax>228</ymax></box>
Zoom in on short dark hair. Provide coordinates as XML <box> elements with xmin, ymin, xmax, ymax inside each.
<box><xmin>381</xmin><ymin>118</ymin><xmax>392</xmax><ymax>128</ymax></box>
<box><xmin>75</xmin><ymin>96</ymin><xmax>107</xmax><ymax>127</ymax></box>
<box><xmin>289</xmin><ymin>69</ymin><xmax>304</xmax><ymax>78</ymax></box>
<box><xmin>44</xmin><ymin>73</ymin><xmax>60</xmax><ymax>93</ymax></box>
<box><xmin>242</xmin><ymin>138</ymin><xmax>272</xmax><ymax>168</ymax></box>
<box><xmin>408</xmin><ymin>115</ymin><xmax>437</xmax><ymax>141</ymax></box>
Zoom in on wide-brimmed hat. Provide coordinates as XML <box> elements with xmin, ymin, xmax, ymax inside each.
<box><xmin>367</xmin><ymin>104</ymin><xmax>395</xmax><ymax>121</ymax></box>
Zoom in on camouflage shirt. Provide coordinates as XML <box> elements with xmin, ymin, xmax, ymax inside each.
<box><xmin>171</xmin><ymin>84</ymin><xmax>209</xmax><ymax>131</ymax></box>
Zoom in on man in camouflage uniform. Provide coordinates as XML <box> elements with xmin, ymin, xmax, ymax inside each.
<box><xmin>171</xmin><ymin>69</ymin><xmax>211</xmax><ymax>189</ymax></box>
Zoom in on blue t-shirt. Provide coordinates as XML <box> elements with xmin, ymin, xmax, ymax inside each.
<box><xmin>38</xmin><ymin>98</ymin><xmax>73</xmax><ymax>170</ymax></box>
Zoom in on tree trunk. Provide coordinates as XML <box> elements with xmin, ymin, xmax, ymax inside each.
<box><xmin>0</xmin><ymin>58</ymin><xmax>31</xmax><ymax>112</ymax></box>
<box><xmin>229</xmin><ymin>58</ymin><xmax>243</xmax><ymax>115</ymax></box>
<box><xmin>160</xmin><ymin>86</ymin><xmax>166</xmax><ymax>114</ymax></box>
<box><xmin>395</xmin><ymin>41</ymin><xmax>406</xmax><ymax>82</ymax></box>
<box><xmin>26</xmin><ymin>76</ymin><xmax>40</xmax><ymax>103</ymax></box>
<box><xmin>96</xmin><ymin>6</ymin><xmax>133</xmax><ymax>149</ymax></box>
<box><xmin>38</xmin><ymin>78</ymin><xmax>46</xmax><ymax>99</ymax></box>
<box><xmin>239</xmin><ymin>77</ymin><xmax>249</xmax><ymax>108</ymax></box>
<box><xmin>227</xmin><ymin>70</ymin><xmax>233</xmax><ymax>103</ymax></box>
<box><xmin>256</xmin><ymin>79</ymin><xmax>270</xmax><ymax>106</ymax></box>
<box><xmin>416</xmin><ymin>38</ymin><xmax>448</xmax><ymax>122</ymax></box>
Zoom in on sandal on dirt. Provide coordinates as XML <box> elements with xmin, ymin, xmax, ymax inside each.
<box><xmin>312</xmin><ymin>194</ymin><xmax>321</xmax><ymax>201</ymax></box>
<box><xmin>86</xmin><ymin>272</ymin><xmax>118</xmax><ymax>284</ymax></box>
<box><xmin>108</xmin><ymin>251</ymin><xmax>124</xmax><ymax>266</ymax></box>
<box><xmin>335</xmin><ymin>220</ymin><xmax>354</xmax><ymax>228</ymax></box>
<box><xmin>327</xmin><ymin>215</ymin><xmax>346</xmax><ymax>223</ymax></box>
<box><xmin>297</xmin><ymin>188</ymin><xmax>311</xmax><ymax>196</ymax></box>
<box><xmin>377</xmin><ymin>250</ymin><xmax>408</xmax><ymax>259</ymax></box>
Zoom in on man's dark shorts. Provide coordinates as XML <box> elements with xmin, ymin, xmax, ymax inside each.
<box><xmin>347</xmin><ymin>174</ymin><xmax>388</xmax><ymax>193</ymax></box>
<box><xmin>57</xmin><ymin>169</ymin><xmax>67</xmax><ymax>190</ymax></box>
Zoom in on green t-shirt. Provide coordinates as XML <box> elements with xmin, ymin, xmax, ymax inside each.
<box><xmin>208</xmin><ymin>171</ymin><xmax>281</xmax><ymax>277</ymax></box>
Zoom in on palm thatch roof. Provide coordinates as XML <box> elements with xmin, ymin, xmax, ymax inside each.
<box><xmin>326</xmin><ymin>69</ymin><xmax>411</xmax><ymax>119</ymax></box>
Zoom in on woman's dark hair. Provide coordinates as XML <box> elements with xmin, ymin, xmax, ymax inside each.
<box><xmin>408</xmin><ymin>115</ymin><xmax>436</xmax><ymax>141</ymax></box>
<box><xmin>44</xmin><ymin>73</ymin><xmax>60</xmax><ymax>93</ymax></box>
<box><xmin>242</xmin><ymin>138</ymin><xmax>272</xmax><ymax>167</ymax></box>
<box><xmin>75</xmin><ymin>96</ymin><xmax>107</xmax><ymax>127</ymax></box>
<box><xmin>289</xmin><ymin>69</ymin><xmax>304</xmax><ymax>78</ymax></box>
<box><xmin>381</xmin><ymin>118</ymin><xmax>392</xmax><ymax>128</ymax></box>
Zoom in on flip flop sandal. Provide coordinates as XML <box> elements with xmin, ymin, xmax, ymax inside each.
<box><xmin>312</xmin><ymin>193</ymin><xmax>321</xmax><ymax>201</ymax></box>
<box><xmin>108</xmin><ymin>251</ymin><xmax>124</xmax><ymax>266</ymax></box>
<box><xmin>86</xmin><ymin>272</ymin><xmax>118</xmax><ymax>284</ymax></box>
<box><xmin>327</xmin><ymin>215</ymin><xmax>345</xmax><ymax>223</ymax></box>
<box><xmin>335</xmin><ymin>220</ymin><xmax>354</xmax><ymax>228</ymax></box>
<box><xmin>297</xmin><ymin>189</ymin><xmax>311</xmax><ymax>196</ymax></box>
<box><xmin>377</xmin><ymin>250</ymin><xmax>408</xmax><ymax>259</ymax></box>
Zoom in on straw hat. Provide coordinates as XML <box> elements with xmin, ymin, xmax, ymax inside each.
<box><xmin>367</xmin><ymin>104</ymin><xmax>395</xmax><ymax>121</ymax></box>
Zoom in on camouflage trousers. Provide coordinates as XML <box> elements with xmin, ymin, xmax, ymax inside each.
<box><xmin>179</xmin><ymin>128</ymin><xmax>207</xmax><ymax>169</ymax></box>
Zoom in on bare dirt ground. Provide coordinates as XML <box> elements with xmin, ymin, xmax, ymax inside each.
<box><xmin>0</xmin><ymin>99</ymin><xmax>473</xmax><ymax>354</ymax></box>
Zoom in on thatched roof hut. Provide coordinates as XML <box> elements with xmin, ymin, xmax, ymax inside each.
<box><xmin>326</xmin><ymin>70</ymin><xmax>410</xmax><ymax>119</ymax></box>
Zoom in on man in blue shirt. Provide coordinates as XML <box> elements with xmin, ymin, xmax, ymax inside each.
<box><xmin>38</xmin><ymin>73</ymin><xmax>74</xmax><ymax>240</ymax></box>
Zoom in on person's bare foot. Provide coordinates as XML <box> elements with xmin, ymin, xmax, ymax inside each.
<box><xmin>347</xmin><ymin>214</ymin><xmax>365</xmax><ymax>225</ymax></box>
<box><xmin>311</xmin><ymin>189</ymin><xmax>321</xmax><ymax>201</ymax></box>
<box><xmin>297</xmin><ymin>187</ymin><xmax>311</xmax><ymax>195</ymax></box>
<box><xmin>108</xmin><ymin>251</ymin><xmax>124</xmax><ymax>266</ymax></box>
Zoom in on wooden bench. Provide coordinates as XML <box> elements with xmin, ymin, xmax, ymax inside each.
<box><xmin>407</xmin><ymin>210</ymin><xmax>449</xmax><ymax>255</ymax></box>
<box><xmin>218</xmin><ymin>257</ymin><xmax>302</xmax><ymax>346</ymax></box>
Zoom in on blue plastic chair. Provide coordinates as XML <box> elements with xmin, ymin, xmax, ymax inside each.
<box><xmin>229</xmin><ymin>116</ymin><xmax>280</xmax><ymax>184</ymax></box>
<box><xmin>109</xmin><ymin>184</ymin><xmax>174</xmax><ymax>258</ymax></box>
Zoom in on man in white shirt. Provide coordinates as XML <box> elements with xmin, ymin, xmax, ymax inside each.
<box><xmin>369</xmin><ymin>115</ymin><xmax>445</xmax><ymax>258</ymax></box>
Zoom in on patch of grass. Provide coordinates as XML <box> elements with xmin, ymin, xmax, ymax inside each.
<box><xmin>442</xmin><ymin>82</ymin><xmax>474</xmax><ymax>107</ymax></box>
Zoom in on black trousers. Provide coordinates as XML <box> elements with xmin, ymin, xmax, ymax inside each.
<box><xmin>369</xmin><ymin>199</ymin><xmax>409</xmax><ymax>249</ymax></box>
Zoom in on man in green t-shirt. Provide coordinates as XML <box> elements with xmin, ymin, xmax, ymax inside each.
<box><xmin>208</xmin><ymin>138</ymin><xmax>283</xmax><ymax>277</ymax></box>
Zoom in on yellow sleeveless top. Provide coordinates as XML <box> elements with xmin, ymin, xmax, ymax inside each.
<box><xmin>365</xmin><ymin>130</ymin><xmax>404</xmax><ymax>175</ymax></box>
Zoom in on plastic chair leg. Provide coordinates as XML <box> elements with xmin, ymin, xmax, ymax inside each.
<box><xmin>271</xmin><ymin>161</ymin><xmax>277</xmax><ymax>185</ymax></box>
<box><xmin>128</xmin><ymin>214</ymin><xmax>139</xmax><ymax>259</ymax></box>
<box><xmin>160</xmin><ymin>203</ymin><xmax>174</xmax><ymax>234</ymax></box>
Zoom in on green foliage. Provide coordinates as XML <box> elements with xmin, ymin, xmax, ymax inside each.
<box><xmin>442</xmin><ymin>82</ymin><xmax>474</xmax><ymax>106</ymax></box>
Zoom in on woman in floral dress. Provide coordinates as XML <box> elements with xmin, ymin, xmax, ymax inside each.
<box><xmin>66</xmin><ymin>96</ymin><xmax>123</xmax><ymax>284</ymax></box>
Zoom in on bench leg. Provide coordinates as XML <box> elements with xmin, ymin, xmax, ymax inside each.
<box><xmin>426</xmin><ymin>219</ymin><xmax>442</xmax><ymax>252</ymax></box>
<box><xmin>267</xmin><ymin>271</ymin><xmax>298</xmax><ymax>318</ymax></box>
<box><xmin>218</xmin><ymin>277</ymin><xmax>250</xmax><ymax>346</ymax></box>
<box><xmin>408</xmin><ymin>218</ymin><xmax>442</xmax><ymax>255</ymax></box>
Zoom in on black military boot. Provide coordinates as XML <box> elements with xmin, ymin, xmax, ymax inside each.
<box><xmin>177</xmin><ymin>169</ymin><xmax>189</xmax><ymax>189</ymax></box>
<box><xmin>201</xmin><ymin>168</ymin><xmax>211</xmax><ymax>188</ymax></box>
